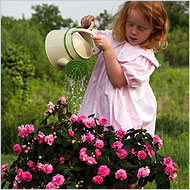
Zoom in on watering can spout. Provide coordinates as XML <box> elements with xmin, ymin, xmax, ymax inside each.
<box><xmin>57</xmin><ymin>58</ymin><xmax>68</xmax><ymax>67</ymax></box>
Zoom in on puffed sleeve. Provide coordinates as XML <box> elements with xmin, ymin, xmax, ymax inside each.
<box><xmin>120</xmin><ymin>56</ymin><xmax>155</xmax><ymax>88</ymax></box>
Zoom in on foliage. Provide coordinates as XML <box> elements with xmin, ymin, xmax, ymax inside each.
<box><xmin>1</xmin><ymin>98</ymin><xmax>178</xmax><ymax>189</ymax></box>
<box><xmin>31</xmin><ymin>4</ymin><xmax>77</xmax><ymax>37</ymax></box>
<box><xmin>1</xmin><ymin>43</ymin><xmax>35</xmax><ymax>101</ymax></box>
<box><xmin>95</xmin><ymin>10</ymin><xmax>113</xmax><ymax>30</ymax></box>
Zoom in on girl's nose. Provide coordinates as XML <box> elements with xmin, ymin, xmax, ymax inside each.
<box><xmin>131</xmin><ymin>26</ymin><xmax>137</xmax><ymax>35</ymax></box>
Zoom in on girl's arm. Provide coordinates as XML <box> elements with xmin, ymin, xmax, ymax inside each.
<box><xmin>92</xmin><ymin>34</ymin><xmax>127</xmax><ymax>88</ymax></box>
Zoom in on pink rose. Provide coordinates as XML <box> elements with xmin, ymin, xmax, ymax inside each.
<box><xmin>16</xmin><ymin>169</ymin><xmax>23</xmax><ymax>181</ymax></box>
<box><xmin>112</xmin><ymin>141</ymin><xmax>123</xmax><ymax>151</ymax></box>
<box><xmin>52</xmin><ymin>174</ymin><xmax>65</xmax><ymax>186</ymax></box>
<box><xmin>78</xmin><ymin>115</ymin><xmax>87</xmax><ymax>123</ymax></box>
<box><xmin>68</xmin><ymin>129</ymin><xmax>74</xmax><ymax>137</ymax></box>
<box><xmin>92</xmin><ymin>175</ymin><xmax>103</xmax><ymax>184</ymax></box>
<box><xmin>163</xmin><ymin>157</ymin><xmax>173</xmax><ymax>166</ymax></box>
<box><xmin>1</xmin><ymin>171</ymin><xmax>4</xmax><ymax>180</ymax></box>
<box><xmin>81</xmin><ymin>135</ymin><xmax>87</xmax><ymax>143</ymax></box>
<box><xmin>70</xmin><ymin>114</ymin><xmax>78</xmax><ymax>122</ymax></box>
<box><xmin>47</xmin><ymin>102</ymin><xmax>55</xmax><ymax>113</ymax></box>
<box><xmin>145</xmin><ymin>143</ymin><xmax>155</xmax><ymax>157</ymax></box>
<box><xmin>46</xmin><ymin>182</ymin><xmax>56</xmax><ymax>189</ymax></box>
<box><xmin>37</xmin><ymin>131</ymin><xmax>45</xmax><ymax>144</ymax></box>
<box><xmin>80</xmin><ymin>147</ymin><xmax>87</xmax><ymax>153</ymax></box>
<box><xmin>98</xmin><ymin>165</ymin><xmax>110</xmax><ymax>177</ymax></box>
<box><xmin>99</xmin><ymin>116</ymin><xmax>108</xmax><ymax>126</ymax></box>
<box><xmin>153</xmin><ymin>135</ymin><xmax>163</xmax><ymax>147</ymax></box>
<box><xmin>117</xmin><ymin>149</ymin><xmax>128</xmax><ymax>159</ymax></box>
<box><xmin>60</xmin><ymin>157</ymin><xmax>65</xmax><ymax>164</ymax></box>
<box><xmin>37</xmin><ymin>163</ymin><xmax>44</xmax><ymax>171</ymax></box>
<box><xmin>60</xmin><ymin>97</ymin><xmax>66</xmax><ymax>104</ymax></box>
<box><xmin>115</xmin><ymin>169</ymin><xmax>127</xmax><ymax>180</ymax></box>
<box><xmin>131</xmin><ymin>148</ymin><xmax>135</xmax><ymax>154</ymax></box>
<box><xmin>13</xmin><ymin>180</ymin><xmax>18</xmax><ymax>189</ymax></box>
<box><xmin>86</xmin><ymin>132</ymin><xmax>95</xmax><ymax>143</ymax></box>
<box><xmin>94</xmin><ymin>139</ymin><xmax>104</xmax><ymax>149</ymax></box>
<box><xmin>137</xmin><ymin>166</ymin><xmax>150</xmax><ymax>178</ymax></box>
<box><xmin>86</xmin><ymin>157</ymin><xmax>97</xmax><ymax>165</ymax></box>
<box><xmin>137</xmin><ymin>150</ymin><xmax>147</xmax><ymax>160</ymax></box>
<box><xmin>95</xmin><ymin>149</ymin><xmax>102</xmax><ymax>157</ymax></box>
<box><xmin>164</xmin><ymin>165</ymin><xmax>174</xmax><ymax>175</ymax></box>
<box><xmin>1</xmin><ymin>163</ymin><xmax>8</xmax><ymax>171</ymax></box>
<box><xmin>79</xmin><ymin>152</ymin><xmax>88</xmax><ymax>162</ymax></box>
<box><xmin>22</xmin><ymin>171</ymin><xmax>32</xmax><ymax>182</ymax></box>
<box><xmin>116</xmin><ymin>128</ymin><xmax>125</xmax><ymax>138</ymax></box>
<box><xmin>84</xmin><ymin>117</ymin><xmax>96</xmax><ymax>128</ymax></box>
<box><xmin>25</xmin><ymin>124</ymin><xmax>34</xmax><ymax>134</ymax></box>
<box><xmin>44</xmin><ymin>134</ymin><xmax>54</xmax><ymax>146</ymax></box>
<box><xmin>18</xmin><ymin>125</ymin><xmax>28</xmax><ymax>138</ymax></box>
<box><xmin>27</xmin><ymin>160</ymin><xmax>35</xmax><ymax>168</ymax></box>
<box><xmin>43</xmin><ymin>164</ymin><xmax>53</xmax><ymax>174</ymax></box>
<box><xmin>169</xmin><ymin>173</ymin><xmax>177</xmax><ymax>181</ymax></box>
<box><xmin>13</xmin><ymin>144</ymin><xmax>21</xmax><ymax>155</ymax></box>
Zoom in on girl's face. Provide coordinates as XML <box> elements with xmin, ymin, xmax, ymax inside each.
<box><xmin>125</xmin><ymin>9</ymin><xmax>152</xmax><ymax>46</ymax></box>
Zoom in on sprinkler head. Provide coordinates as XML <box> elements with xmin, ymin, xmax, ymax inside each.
<box><xmin>65</xmin><ymin>59</ymin><xmax>88</xmax><ymax>80</ymax></box>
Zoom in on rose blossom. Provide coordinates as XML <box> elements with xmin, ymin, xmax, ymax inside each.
<box><xmin>95</xmin><ymin>149</ymin><xmax>102</xmax><ymax>157</ymax></box>
<box><xmin>60</xmin><ymin>97</ymin><xmax>66</xmax><ymax>104</ymax></box>
<box><xmin>44</xmin><ymin>134</ymin><xmax>54</xmax><ymax>146</ymax></box>
<box><xmin>25</xmin><ymin>124</ymin><xmax>34</xmax><ymax>134</ymax></box>
<box><xmin>16</xmin><ymin>169</ymin><xmax>23</xmax><ymax>181</ymax></box>
<box><xmin>99</xmin><ymin>116</ymin><xmax>108</xmax><ymax>126</ymax></box>
<box><xmin>137</xmin><ymin>166</ymin><xmax>150</xmax><ymax>178</ymax></box>
<box><xmin>98</xmin><ymin>165</ymin><xmax>110</xmax><ymax>177</ymax></box>
<box><xmin>18</xmin><ymin>125</ymin><xmax>28</xmax><ymax>138</ymax></box>
<box><xmin>164</xmin><ymin>165</ymin><xmax>174</xmax><ymax>175</ymax></box>
<box><xmin>22</xmin><ymin>171</ymin><xmax>32</xmax><ymax>182</ymax></box>
<box><xmin>13</xmin><ymin>144</ymin><xmax>21</xmax><ymax>155</ymax></box>
<box><xmin>131</xmin><ymin>148</ymin><xmax>135</xmax><ymax>154</ymax></box>
<box><xmin>70</xmin><ymin>114</ymin><xmax>78</xmax><ymax>122</ymax></box>
<box><xmin>163</xmin><ymin>157</ymin><xmax>173</xmax><ymax>166</ymax></box>
<box><xmin>112</xmin><ymin>141</ymin><xmax>123</xmax><ymax>151</ymax></box>
<box><xmin>79</xmin><ymin>152</ymin><xmax>88</xmax><ymax>162</ymax></box>
<box><xmin>86</xmin><ymin>157</ymin><xmax>97</xmax><ymax>165</ymax></box>
<box><xmin>92</xmin><ymin>175</ymin><xmax>103</xmax><ymax>184</ymax></box>
<box><xmin>117</xmin><ymin>149</ymin><xmax>128</xmax><ymax>159</ymax></box>
<box><xmin>116</xmin><ymin>128</ymin><xmax>125</xmax><ymax>138</ymax></box>
<box><xmin>27</xmin><ymin>160</ymin><xmax>35</xmax><ymax>168</ymax></box>
<box><xmin>115</xmin><ymin>169</ymin><xmax>127</xmax><ymax>180</ymax></box>
<box><xmin>68</xmin><ymin>129</ymin><xmax>74</xmax><ymax>137</ymax></box>
<box><xmin>36</xmin><ymin>131</ymin><xmax>45</xmax><ymax>144</ymax></box>
<box><xmin>94</xmin><ymin>139</ymin><xmax>104</xmax><ymax>149</ymax></box>
<box><xmin>46</xmin><ymin>182</ymin><xmax>56</xmax><ymax>189</ymax></box>
<box><xmin>52</xmin><ymin>174</ymin><xmax>65</xmax><ymax>186</ymax></box>
<box><xmin>81</xmin><ymin>135</ymin><xmax>87</xmax><ymax>143</ymax></box>
<box><xmin>153</xmin><ymin>135</ymin><xmax>163</xmax><ymax>147</ymax></box>
<box><xmin>60</xmin><ymin>157</ymin><xmax>65</xmax><ymax>164</ymax></box>
<box><xmin>84</xmin><ymin>117</ymin><xmax>96</xmax><ymax>128</ymax></box>
<box><xmin>37</xmin><ymin>163</ymin><xmax>44</xmax><ymax>171</ymax></box>
<box><xmin>47</xmin><ymin>102</ymin><xmax>55</xmax><ymax>113</ymax></box>
<box><xmin>43</xmin><ymin>164</ymin><xmax>53</xmax><ymax>174</ymax></box>
<box><xmin>86</xmin><ymin>132</ymin><xmax>95</xmax><ymax>143</ymax></box>
<box><xmin>169</xmin><ymin>173</ymin><xmax>177</xmax><ymax>181</ymax></box>
<box><xmin>137</xmin><ymin>150</ymin><xmax>147</xmax><ymax>160</ymax></box>
<box><xmin>145</xmin><ymin>143</ymin><xmax>155</xmax><ymax>157</ymax></box>
<box><xmin>13</xmin><ymin>180</ymin><xmax>18</xmax><ymax>189</ymax></box>
<box><xmin>78</xmin><ymin>115</ymin><xmax>87</xmax><ymax>123</ymax></box>
<box><xmin>1</xmin><ymin>163</ymin><xmax>8</xmax><ymax>171</ymax></box>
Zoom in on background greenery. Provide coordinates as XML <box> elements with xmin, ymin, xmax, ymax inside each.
<box><xmin>1</xmin><ymin>1</ymin><xmax>189</xmax><ymax>189</ymax></box>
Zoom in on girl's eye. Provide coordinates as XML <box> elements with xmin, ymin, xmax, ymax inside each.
<box><xmin>127</xmin><ymin>22</ymin><xmax>133</xmax><ymax>27</ymax></box>
<box><xmin>138</xmin><ymin>26</ymin><xmax>146</xmax><ymax>31</ymax></box>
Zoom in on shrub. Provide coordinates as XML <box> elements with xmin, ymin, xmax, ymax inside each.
<box><xmin>1</xmin><ymin>97</ymin><xmax>178</xmax><ymax>189</ymax></box>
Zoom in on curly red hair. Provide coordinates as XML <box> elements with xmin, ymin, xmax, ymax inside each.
<box><xmin>112</xmin><ymin>1</ymin><xmax>169</xmax><ymax>52</ymax></box>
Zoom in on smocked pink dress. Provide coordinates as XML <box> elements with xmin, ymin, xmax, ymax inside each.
<box><xmin>78</xmin><ymin>30</ymin><xmax>159</xmax><ymax>135</ymax></box>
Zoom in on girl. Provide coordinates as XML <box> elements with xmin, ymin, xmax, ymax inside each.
<box><xmin>79</xmin><ymin>1</ymin><xmax>168</xmax><ymax>136</ymax></box>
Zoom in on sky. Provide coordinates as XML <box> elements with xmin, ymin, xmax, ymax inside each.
<box><xmin>1</xmin><ymin>0</ymin><xmax>126</xmax><ymax>24</ymax></box>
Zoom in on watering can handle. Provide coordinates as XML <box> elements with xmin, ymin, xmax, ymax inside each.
<box><xmin>71</xmin><ymin>28</ymin><xmax>101</xmax><ymax>56</ymax></box>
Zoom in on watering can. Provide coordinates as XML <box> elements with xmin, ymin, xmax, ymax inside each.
<box><xmin>45</xmin><ymin>22</ymin><xmax>100</xmax><ymax>80</ymax></box>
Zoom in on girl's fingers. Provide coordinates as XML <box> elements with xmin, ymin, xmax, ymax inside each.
<box><xmin>81</xmin><ymin>15</ymin><xmax>95</xmax><ymax>28</ymax></box>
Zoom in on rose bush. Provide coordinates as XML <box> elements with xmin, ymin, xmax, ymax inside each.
<box><xmin>1</xmin><ymin>97</ymin><xmax>178</xmax><ymax>189</ymax></box>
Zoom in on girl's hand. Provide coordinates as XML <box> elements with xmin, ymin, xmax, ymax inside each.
<box><xmin>81</xmin><ymin>15</ymin><xmax>96</xmax><ymax>29</ymax></box>
<box><xmin>92</xmin><ymin>34</ymin><xmax>112</xmax><ymax>52</ymax></box>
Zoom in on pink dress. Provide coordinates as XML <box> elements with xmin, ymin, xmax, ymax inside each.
<box><xmin>78</xmin><ymin>30</ymin><xmax>159</xmax><ymax>135</ymax></box>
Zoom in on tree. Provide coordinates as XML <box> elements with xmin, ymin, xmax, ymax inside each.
<box><xmin>31</xmin><ymin>4</ymin><xmax>75</xmax><ymax>36</ymax></box>
<box><xmin>95</xmin><ymin>10</ymin><xmax>113</xmax><ymax>30</ymax></box>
